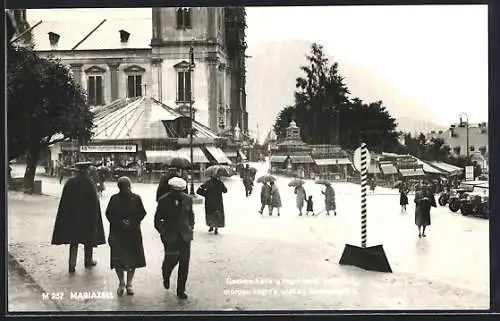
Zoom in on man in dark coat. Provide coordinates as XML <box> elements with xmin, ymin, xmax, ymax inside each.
<box><xmin>51</xmin><ymin>161</ymin><xmax>106</xmax><ymax>273</ymax></box>
<box><xmin>156</xmin><ymin>168</ymin><xmax>189</xmax><ymax>201</ymax></box>
<box><xmin>154</xmin><ymin>177</ymin><xmax>194</xmax><ymax>300</ymax></box>
<box><xmin>196</xmin><ymin>176</ymin><xmax>227</xmax><ymax>234</ymax></box>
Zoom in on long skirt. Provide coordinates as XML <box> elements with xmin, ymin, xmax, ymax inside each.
<box><xmin>109</xmin><ymin>229</ymin><xmax>146</xmax><ymax>270</ymax></box>
<box><xmin>415</xmin><ymin>209</ymin><xmax>431</xmax><ymax>227</ymax></box>
<box><xmin>206</xmin><ymin>210</ymin><xmax>225</xmax><ymax>228</ymax></box>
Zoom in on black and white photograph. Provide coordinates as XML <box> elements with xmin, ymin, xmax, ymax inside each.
<box><xmin>6</xmin><ymin>4</ymin><xmax>489</xmax><ymax>312</ymax></box>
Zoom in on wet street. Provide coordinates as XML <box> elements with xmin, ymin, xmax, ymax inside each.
<box><xmin>7</xmin><ymin>162</ymin><xmax>489</xmax><ymax>311</ymax></box>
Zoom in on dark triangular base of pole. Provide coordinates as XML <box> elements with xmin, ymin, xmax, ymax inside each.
<box><xmin>339</xmin><ymin>244</ymin><xmax>392</xmax><ymax>273</ymax></box>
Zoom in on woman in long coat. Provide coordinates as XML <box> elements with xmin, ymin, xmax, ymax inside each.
<box><xmin>259</xmin><ymin>182</ymin><xmax>272</xmax><ymax>215</ymax></box>
<box><xmin>106</xmin><ymin>177</ymin><xmax>147</xmax><ymax>296</ymax></box>
<box><xmin>269</xmin><ymin>181</ymin><xmax>282</xmax><ymax>216</ymax></box>
<box><xmin>322</xmin><ymin>184</ymin><xmax>336</xmax><ymax>216</ymax></box>
<box><xmin>399</xmin><ymin>182</ymin><xmax>409</xmax><ymax>212</ymax></box>
<box><xmin>197</xmin><ymin>176</ymin><xmax>227</xmax><ymax>234</ymax></box>
<box><xmin>294</xmin><ymin>184</ymin><xmax>307</xmax><ymax>216</ymax></box>
<box><xmin>414</xmin><ymin>185</ymin><xmax>436</xmax><ymax>237</ymax></box>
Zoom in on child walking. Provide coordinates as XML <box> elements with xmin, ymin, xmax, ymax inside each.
<box><xmin>306</xmin><ymin>195</ymin><xmax>315</xmax><ymax>216</ymax></box>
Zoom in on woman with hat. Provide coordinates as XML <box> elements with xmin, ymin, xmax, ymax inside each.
<box><xmin>197</xmin><ymin>175</ymin><xmax>227</xmax><ymax>234</ymax></box>
<box><xmin>105</xmin><ymin>176</ymin><xmax>147</xmax><ymax>296</ymax></box>
<box><xmin>322</xmin><ymin>183</ymin><xmax>336</xmax><ymax>216</ymax></box>
<box><xmin>414</xmin><ymin>183</ymin><xmax>435</xmax><ymax>237</ymax></box>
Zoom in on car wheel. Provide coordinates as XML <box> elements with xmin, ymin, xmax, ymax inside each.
<box><xmin>438</xmin><ymin>195</ymin><xmax>447</xmax><ymax>206</ymax></box>
<box><xmin>449</xmin><ymin>200</ymin><xmax>460</xmax><ymax>212</ymax></box>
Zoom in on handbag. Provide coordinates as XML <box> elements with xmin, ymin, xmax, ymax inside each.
<box><xmin>196</xmin><ymin>185</ymin><xmax>207</xmax><ymax>197</ymax></box>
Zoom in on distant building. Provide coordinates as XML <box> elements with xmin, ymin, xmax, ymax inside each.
<box><xmin>426</xmin><ymin>122</ymin><xmax>488</xmax><ymax>172</ymax></box>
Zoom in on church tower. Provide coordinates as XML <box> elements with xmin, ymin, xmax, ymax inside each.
<box><xmin>150</xmin><ymin>7</ymin><xmax>247</xmax><ymax>135</ymax></box>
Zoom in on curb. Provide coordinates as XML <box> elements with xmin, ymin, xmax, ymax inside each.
<box><xmin>7</xmin><ymin>252</ymin><xmax>62</xmax><ymax>311</ymax></box>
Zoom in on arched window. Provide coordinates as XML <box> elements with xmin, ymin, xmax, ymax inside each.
<box><xmin>176</xmin><ymin>8</ymin><xmax>192</xmax><ymax>29</ymax></box>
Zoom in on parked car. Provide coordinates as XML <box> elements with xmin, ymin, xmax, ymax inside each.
<box><xmin>459</xmin><ymin>181</ymin><xmax>489</xmax><ymax>218</ymax></box>
<box><xmin>448</xmin><ymin>185</ymin><xmax>473</xmax><ymax>213</ymax></box>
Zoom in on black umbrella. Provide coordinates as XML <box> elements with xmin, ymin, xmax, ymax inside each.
<box><xmin>166</xmin><ymin>157</ymin><xmax>192</xmax><ymax>169</ymax></box>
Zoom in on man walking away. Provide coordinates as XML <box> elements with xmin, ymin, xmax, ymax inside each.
<box><xmin>155</xmin><ymin>177</ymin><xmax>194</xmax><ymax>300</ymax></box>
<box><xmin>51</xmin><ymin>161</ymin><xmax>106</xmax><ymax>273</ymax></box>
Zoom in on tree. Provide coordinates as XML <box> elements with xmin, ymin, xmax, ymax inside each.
<box><xmin>7</xmin><ymin>46</ymin><xmax>94</xmax><ymax>192</ymax></box>
<box><xmin>273</xmin><ymin>43</ymin><xmax>401</xmax><ymax>152</ymax></box>
<box><xmin>273</xmin><ymin>106</ymin><xmax>296</xmax><ymax>139</ymax></box>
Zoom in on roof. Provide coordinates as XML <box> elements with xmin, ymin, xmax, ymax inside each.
<box><xmin>314</xmin><ymin>158</ymin><xmax>352</xmax><ymax>166</ymax></box>
<box><xmin>409</xmin><ymin>156</ymin><xmax>445</xmax><ymax>175</ymax></box>
<box><xmin>379</xmin><ymin>163</ymin><xmax>398</xmax><ymax>175</ymax></box>
<box><xmin>92</xmin><ymin>96</ymin><xmax>219</xmax><ymax>141</ymax></box>
<box><xmin>399</xmin><ymin>168</ymin><xmax>426</xmax><ymax>177</ymax></box>
<box><xmin>29</xmin><ymin>18</ymin><xmax>152</xmax><ymax>51</ymax></box>
<box><xmin>428</xmin><ymin>161</ymin><xmax>463</xmax><ymax>174</ymax></box>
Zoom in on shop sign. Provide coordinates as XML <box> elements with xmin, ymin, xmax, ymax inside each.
<box><xmin>80</xmin><ymin>145</ymin><xmax>137</xmax><ymax>153</ymax></box>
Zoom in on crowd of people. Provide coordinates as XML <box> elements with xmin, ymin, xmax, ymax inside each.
<box><xmin>49</xmin><ymin>160</ymin><xmax>461</xmax><ymax>300</ymax></box>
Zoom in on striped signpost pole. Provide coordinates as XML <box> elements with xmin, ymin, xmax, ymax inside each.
<box><xmin>360</xmin><ymin>142</ymin><xmax>368</xmax><ymax>248</ymax></box>
<box><xmin>339</xmin><ymin>141</ymin><xmax>392</xmax><ymax>273</ymax></box>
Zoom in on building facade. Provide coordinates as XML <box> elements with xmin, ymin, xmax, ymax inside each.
<box><xmin>24</xmin><ymin>7</ymin><xmax>248</xmax><ymax>136</ymax></box>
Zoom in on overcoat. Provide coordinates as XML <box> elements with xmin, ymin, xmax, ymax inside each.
<box><xmin>51</xmin><ymin>173</ymin><xmax>106</xmax><ymax>246</ymax></box>
<box><xmin>294</xmin><ymin>185</ymin><xmax>307</xmax><ymax>209</ymax></box>
<box><xmin>197</xmin><ymin>177</ymin><xmax>227</xmax><ymax>228</ymax></box>
<box><xmin>260</xmin><ymin>183</ymin><xmax>272</xmax><ymax>206</ymax></box>
<box><xmin>106</xmin><ymin>192</ymin><xmax>147</xmax><ymax>270</ymax></box>
<box><xmin>155</xmin><ymin>191</ymin><xmax>195</xmax><ymax>243</ymax></box>
<box><xmin>270</xmin><ymin>184</ymin><xmax>282</xmax><ymax>208</ymax></box>
<box><xmin>414</xmin><ymin>190</ymin><xmax>436</xmax><ymax>227</ymax></box>
<box><xmin>323</xmin><ymin>185</ymin><xmax>336</xmax><ymax>211</ymax></box>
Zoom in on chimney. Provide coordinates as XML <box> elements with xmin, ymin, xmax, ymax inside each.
<box><xmin>119</xmin><ymin>29</ymin><xmax>130</xmax><ymax>43</ymax></box>
<box><xmin>431</xmin><ymin>130</ymin><xmax>435</xmax><ymax>134</ymax></box>
<box><xmin>48</xmin><ymin>32</ymin><xmax>60</xmax><ymax>46</ymax></box>
<box><xmin>438</xmin><ymin>130</ymin><xmax>443</xmax><ymax>134</ymax></box>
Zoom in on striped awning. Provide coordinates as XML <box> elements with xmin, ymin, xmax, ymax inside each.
<box><xmin>314</xmin><ymin>158</ymin><xmax>352</xmax><ymax>166</ymax></box>
<box><xmin>270</xmin><ymin>155</ymin><xmax>288</xmax><ymax>163</ymax></box>
<box><xmin>289</xmin><ymin>155</ymin><xmax>315</xmax><ymax>164</ymax></box>
<box><xmin>205</xmin><ymin>146</ymin><xmax>232</xmax><ymax>164</ymax></box>
<box><xmin>380</xmin><ymin>163</ymin><xmax>398</xmax><ymax>175</ymax></box>
<box><xmin>399</xmin><ymin>168</ymin><xmax>426</xmax><ymax>177</ymax></box>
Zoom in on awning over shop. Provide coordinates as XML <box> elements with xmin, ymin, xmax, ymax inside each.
<box><xmin>238</xmin><ymin>150</ymin><xmax>247</xmax><ymax>161</ymax></box>
<box><xmin>225</xmin><ymin>151</ymin><xmax>237</xmax><ymax>158</ymax></box>
<box><xmin>176</xmin><ymin>147</ymin><xmax>210</xmax><ymax>164</ymax></box>
<box><xmin>428</xmin><ymin>161</ymin><xmax>463</xmax><ymax>176</ymax></box>
<box><xmin>270</xmin><ymin>155</ymin><xmax>288</xmax><ymax>163</ymax></box>
<box><xmin>314</xmin><ymin>158</ymin><xmax>352</xmax><ymax>166</ymax></box>
<box><xmin>145</xmin><ymin>150</ymin><xmax>178</xmax><ymax>163</ymax></box>
<box><xmin>289</xmin><ymin>155</ymin><xmax>315</xmax><ymax>164</ymax></box>
<box><xmin>399</xmin><ymin>168</ymin><xmax>426</xmax><ymax>177</ymax></box>
<box><xmin>380</xmin><ymin>163</ymin><xmax>398</xmax><ymax>175</ymax></box>
<box><xmin>205</xmin><ymin>146</ymin><xmax>232</xmax><ymax>165</ymax></box>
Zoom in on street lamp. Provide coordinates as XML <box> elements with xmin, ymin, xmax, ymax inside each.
<box><xmin>189</xmin><ymin>44</ymin><xmax>195</xmax><ymax>195</ymax></box>
<box><xmin>459</xmin><ymin>112</ymin><xmax>470</xmax><ymax>166</ymax></box>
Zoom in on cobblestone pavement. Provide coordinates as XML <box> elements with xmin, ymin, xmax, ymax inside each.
<box><xmin>7</xmin><ymin>162</ymin><xmax>489</xmax><ymax>311</ymax></box>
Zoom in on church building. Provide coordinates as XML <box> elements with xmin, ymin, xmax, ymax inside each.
<box><xmin>25</xmin><ymin>7</ymin><xmax>248</xmax><ymax>135</ymax></box>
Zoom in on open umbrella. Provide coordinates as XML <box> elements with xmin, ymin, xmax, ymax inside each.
<box><xmin>166</xmin><ymin>157</ymin><xmax>191</xmax><ymax>169</ymax></box>
<box><xmin>205</xmin><ymin>165</ymin><xmax>232</xmax><ymax>178</ymax></box>
<box><xmin>315</xmin><ymin>179</ymin><xmax>331</xmax><ymax>186</ymax></box>
<box><xmin>257</xmin><ymin>174</ymin><xmax>276</xmax><ymax>184</ymax></box>
<box><xmin>288</xmin><ymin>178</ymin><xmax>305</xmax><ymax>187</ymax></box>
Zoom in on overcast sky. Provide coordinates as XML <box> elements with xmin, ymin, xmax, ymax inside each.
<box><xmin>28</xmin><ymin>5</ymin><xmax>488</xmax><ymax>127</ymax></box>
